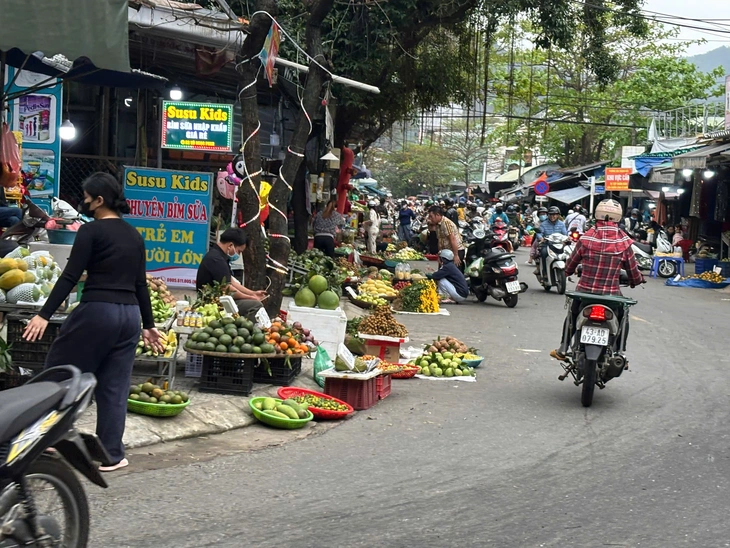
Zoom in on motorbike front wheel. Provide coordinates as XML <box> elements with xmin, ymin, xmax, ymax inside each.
<box><xmin>0</xmin><ymin>455</ymin><xmax>90</xmax><ymax>547</ymax></box>
<box><xmin>503</xmin><ymin>294</ymin><xmax>519</xmax><ymax>308</ymax></box>
<box><xmin>555</xmin><ymin>270</ymin><xmax>567</xmax><ymax>295</ymax></box>
<box><xmin>581</xmin><ymin>359</ymin><xmax>596</xmax><ymax>407</ymax></box>
<box><xmin>658</xmin><ymin>260</ymin><xmax>677</xmax><ymax>278</ymax></box>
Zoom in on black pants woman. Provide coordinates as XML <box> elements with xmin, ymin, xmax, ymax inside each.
<box><xmin>24</xmin><ymin>173</ymin><xmax>162</xmax><ymax>472</ymax></box>
<box><xmin>312</xmin><ymin>197</ymin><xmax>344</xmax><ymax>258</ymax></box>
<box><xmin>313</xmin><ymin>234</ymin><xmax>336</xmax><ymax>257</ymax></box>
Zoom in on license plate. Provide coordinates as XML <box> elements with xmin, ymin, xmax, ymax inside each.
<box><xmin>580</xmin><ymin>326</ymin><xmax>609</xmax><ymax>346</ymax></box>
<box><xmin>505</xmin><ymin>281</ymin><xmax>521</xmax><ymax>293</ymax></box>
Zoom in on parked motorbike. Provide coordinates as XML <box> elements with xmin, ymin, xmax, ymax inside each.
<box><xmin>557</xmin><ymin>272</ymin><xmax>639</xmax><ymax>407</ymax></box>
<box><xmin>0</xmin><ymin>365</ymin><xmax>110</xmax><ymax>547</ymax></box>
<box><xmin>631</xmin><ymin>228</ymin><xmax>675</xmax><ymax>277</ymax></box>
<box><xmin>535</xmin><ymin>232</ymin><xmax>571</xmax><ymax>294</ymax></box>
<box><xmin>465</xmin><ymin>226</ymin><xmax>528</xmax><ymax>307</ymax></box>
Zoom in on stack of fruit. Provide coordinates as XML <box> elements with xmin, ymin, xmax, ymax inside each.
<box><xmin>184</xmin><ymin>316</ymin><xmax>277</xmax><ymax>355</ymax></box>
<box><xmin>191</xmin><ymin>302</ymin><xmax>223</xmax><ymax>326</ymax></box>
<box><xmin>253</xmin><ymin>397</ymin><xmax>309</xmax><ymax>419</ymax></box>
<box><xmin>355</xmin><ymin>293</ymin><xmax>388</xmax><ymax>307</ymax></box>
<box><xmin>682</xmin><ymin>271</ymin><xmax>725</xmax><ymax>283</ymax></box>
<box><xmin>135</xmin><ymin>329</ymin><xmax>177</xmax><ymax>359</ymax></box>
<box><xmin>376</xmin><ymin>361</ymin><xmax>404</xmax><ymax>374</ymax></box>
<box><xmin>392</xmin><ymin>247</ymin><xmax>424</xmax><ymax>261</ymax></box>
<box><xmin>0</xmin><ymin>249</ymin><xmax>61</xmax><ymax>304</ymax></box>
<box><xmin>129</xmin><ymin>382</ymin><xmax>189</xmax><ymax>405</ymax></box>
<box><xmin>358</xmin><ymin>278</ymin><xmax>398</xmax><ymax>298</ymax></box>
<box><xmin>412</xmin><ymin>352</ymin><xmax>476</xmax><ymax>378</ymax></box>
<box><xmin>358</xmin><ymin>306</ymin><xmax>408</xmax><ymax>338</ymax></box>
<box><xmin>146</xmin><ymin>275</ymin><xmax>177</xmax><ymax>306</ymax></box>
<box><xmin>398</xmin><ymin>280</ymin><xmax>439</xmax><ymax>313</ymax></box>
<box><xmin>294</xmin><ymin>274</ymin><xmax>341</xmax><ymax>310</ymax></box>
<box><xmin>392</xmin><ymin>281</ymin><xmax>411</xmax><ymax>292</ymax></box>
<box><xmin>285</xmin><ymin>393</ymin><xmax>350</xmax><ymax>413</ymax></box>
<box><xmin>424</xmin><ymin>336</ymin><xmax>472</xmax><ymax>355</ymax></box>
<box><xmin>263</xmin><ymin>321</ymin><xmax>312</xmax><ymax>355</ymax></box>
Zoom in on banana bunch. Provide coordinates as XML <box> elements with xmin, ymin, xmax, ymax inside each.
<box><xmin>135</xmin><ymin>329</ymin><xmax>178</xmax><ymax>358</ymax></box>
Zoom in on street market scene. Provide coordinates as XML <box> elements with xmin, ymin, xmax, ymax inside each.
<box><xmin>1</xmin><ymin>0</ymin><xmax>730</xmax><ymax>546</ymax></box>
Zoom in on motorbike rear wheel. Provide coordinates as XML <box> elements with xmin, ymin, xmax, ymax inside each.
<box><xmin>0</xmin><ymin>455</ymin><xmax>89</xmax><ymax>547</ymax></box>
<box><xmin>581</xmin><ymin>359</ymin><xmax>596</xmax><ymax>407</ymax></box>
<box><xmin>555</xmin><ymin>270</ymin><xmax>567</xmax><ymax>295</ymax></box>
<box><xmin>503</xmin><ymin>294</ymin><xmax>519</xmax><ymax>308</ymax></box>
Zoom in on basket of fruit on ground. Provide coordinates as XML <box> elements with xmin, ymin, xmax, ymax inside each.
<box><xmin>359</xmin><ymin>254</ymin><xmax>385</xmax><ymax>267</ymax></box>
<box><xmin>128</xmin><ymin>382</ymin><xmax>190</xmax><ymax>417</ymax></box>
<box><xmin>391</xmin><ymin>364</ymin><xmax>419</xmax><ymax>379</ymax></box>
<box><xmin>347</xmin><ymin>292</ymin><xmax>389</xmax><ymax>309</ymax></box>
<box><xmin>277</xmin><ymin>387</ymin><xmax>354</xmax><ymax>419</ymax></box>
<box><xmin>249</xmin><ymin>396</ymin><xmax>314</xmax><ymax>428</ymax></box>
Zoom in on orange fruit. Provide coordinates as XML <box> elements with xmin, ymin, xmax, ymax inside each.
<box><xmin>279</xmin><ymin>342</ymin><xmax>288</xmax><ymax>351</ymax></box>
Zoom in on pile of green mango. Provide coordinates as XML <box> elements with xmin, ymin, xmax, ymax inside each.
<box><xmin>253</xmin><ymin>397</ymin><xmax>309</xmax><ymax>420</ymax></box>
<box><xmin>411</xmin><ymin>352</ymin><xmax>476</xmax><ymax>378</ymax></box>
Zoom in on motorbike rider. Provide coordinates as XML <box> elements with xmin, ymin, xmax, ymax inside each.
<box><xmin>535</xmin><ymin>206</ymin><xmax>568</xmax><ymax>278</ymax></box>
<box><xmin>489</xmin><ymin>202</ymin><xmax>510</xmax><ymax>226</ymax></box>
<box><xmin>623</xmin><ymin>208</ymin><xmax>642</xmax><ymax>237</ymax></box>
<box><xmin>551</xmin><ymin>199</ymin><xmax>644</xmax><ymax>361</ymax></box>
<box><xmin>565</xmin><ymin>204</ymin><xmax>587</xmax><ymax>234</ymax></box>
<box><xmin>506</xmin><ymin>204</ymin><xmax>521</xmax><ymax>228</ymax></box>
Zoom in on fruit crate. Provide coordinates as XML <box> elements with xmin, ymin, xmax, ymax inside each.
<box><xmin>376</xmin><ymin>374</ymin><xmax>392</xmax><ymax>399</ymax></box>
<box><xmin>199</xmin><ymin>355</ymin><xmax>255</xmax><ymax>395</ymax></box>
<box><xmin>694</xmin><ymin>258</ymin><xmax>718</xmax><ymax>274</ymax></box>
<box><xmin>253</xmin><ymin>357</ymin><xmax>301</xmax><ymax>386</ymax></box>
<box><xmin>324</xmin><ymin>377</ymin><xmax>378</xmax><ymax>410</ymax></box>
<box><xmin>6</xmin><ymin>311</ymin><xmax>66</xmax><ymax>370</ymax></box>
<box><xmin>185</xmin><ymin>353</ymin><xmax>204</xmax><ymax>378</ymax></box>
<box><xmin>718</xmin><ymin>262</ymin><xmax>730</xmax><ymax>278</ymax></box>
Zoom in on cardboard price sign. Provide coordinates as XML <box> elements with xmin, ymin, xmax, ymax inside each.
<box><xmin>605</xmin><ymin>167</ymin><xmax>631</xmax><ymax>191</ymax></box>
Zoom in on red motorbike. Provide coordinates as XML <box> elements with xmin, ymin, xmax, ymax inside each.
<box><xmin>490</xmin><ymin>218</ymin><xmax>513</xmax><ymax>253</ymax></box>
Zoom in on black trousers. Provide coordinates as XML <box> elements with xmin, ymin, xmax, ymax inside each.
<box><xmin>313</xmin><ymin>235</ymin><xmax>336</xmax><ymax>257</ymax></box>
<box><xmin>45</xmin><ymin>302</ymin><xmax>141</xmax><ymax>463</ymax></box>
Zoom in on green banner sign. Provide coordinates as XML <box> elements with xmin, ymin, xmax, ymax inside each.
<box><xmin>161</xmin><ymin>101</ymin><xmax>233</xmax><ymax>152</ymax></box>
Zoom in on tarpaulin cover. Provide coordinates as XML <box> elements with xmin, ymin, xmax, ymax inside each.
<box><xmin>1</xmin><ymin>0</ymin><xmax>130</xmax><ymax>73</ymax></box>
<box><xmin>665</xmin><ymin>278</ymin><xmax>730</xmax><ymax>289</ymax></box>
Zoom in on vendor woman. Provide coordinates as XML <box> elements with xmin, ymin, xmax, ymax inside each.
<box><xmin>312</xmin><ymin>196</ymin><xmax>344</xmax><ymax>257</ymax></box>
<box><xmin>196</xmin><ymin>227</ymin><xmax>266</xmax><ymax>318</ymax></box>
<box><xmin>23</xmin><ymin>172</ymin><xmax>164</xmax><ymax>472</ymax></box>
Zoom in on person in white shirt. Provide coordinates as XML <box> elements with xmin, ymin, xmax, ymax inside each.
<box><xmin>565</xmin><ymin>204</ymin><xmax>587</xmax><ymax>233</ymax></box>
<box><xmin>364</xmin><ymin>200</ymin><xmax>381</xmax><ymax>253</ymax></box>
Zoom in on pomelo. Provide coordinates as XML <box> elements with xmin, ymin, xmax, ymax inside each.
<box><xmin>317</xmin><ymin>290</ymin><xmax>339</xmax><ymax>310</ymax></box>
<box><xmin>308</xmin><ymin>275</ymin><xmax>328</xmax><ymax>295</ymax></box>
<box><xmin>295</xmin><ymin>287</ymin><xmax>317</xmax><ymax>307</ymax></box>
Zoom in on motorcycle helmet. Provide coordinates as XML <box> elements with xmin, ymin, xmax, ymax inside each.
<box><xmin>438</xmin><ymin>249</ymin><xmax>454</xmax><ymax>261</ymax></box>
<box><xmin>495</xmin><ymin>202</ymin><xmax>504</xmax><ymax>211</ymax></box>
<box><xmin>507</xmin><ymin>205</ymin><xmax>516</xmax><ymax>213</ymax></box>
<box><xmin>630</xmin><ymin>208</ymin><xmax>640</xmax><ymax>218</ymax></box>
<box><xmin>574</xmin><ymin>205</ymin><xmax>582</xmax><ymax>213</ymax></box>
<box><xmin>368</xmin><ymin>200</ymin><xmax>378</xmax><ymax>207</ymax></box>
<box><xmin>537</xmin><ymin>206</ymin><xmax>548</xmax><ymax>214</ymax></box>
<box><xmin>548</xmin><ymin>206</ymin><xmax>561</xmax><ymax>216</ymax></box>
<box><xmin>595</xmin><ymin>199</ymin><xmax>623</xmax><ymax>222</ymax></box>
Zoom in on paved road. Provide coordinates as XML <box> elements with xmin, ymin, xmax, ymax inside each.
<box><xmin>89</xmin><ymin>255</ymin><xmax>730</xmax><ymax>547</ymax></box>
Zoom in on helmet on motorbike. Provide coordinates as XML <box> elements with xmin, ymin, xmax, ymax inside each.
<box><xmin>630</xmin><ymin>208</ymin><xmax>640</xmax><ymax>217</ymax></box>
<box><xmin>574</xmin><ymin>204</ymin><xmax>582</xmax><ymax>213</ymax></box>
<box><xmin>495</xmin><ymin>202</ymin><xmax>504</xmax><ymax>211</ymax></box>
<box><xmin>595</xmin><ymin>199</ymin><xmax>623</xmax><ymax>222</ymax></box>
<box><xmin>368</xmin><ymin>200</ymin><xmax>378</xmax><ymax>207</ymax></box>
<box><xmin>548</xmin><ymin>206</ymin><xmax>560</xmax><ymax>216</ymax></box>
<box><xmin>507</xmin><ymin>205</ymin><xmax>516</xmax><ymax>213</ymax></box>
<box><xmin>537</xmin><ymin>206</ymin><xmax>548</xmax><ymax>214</ymax></box>
<box><xmin>438</xmin><ymin>249</ymin><xmax>454</xmax><ymax>261</ymax></box>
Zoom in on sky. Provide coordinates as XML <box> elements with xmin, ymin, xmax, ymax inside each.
<box><xmin>644</xmin><ymin>0</ymin><xmax>730</xmax><ymax>56</ymax></box>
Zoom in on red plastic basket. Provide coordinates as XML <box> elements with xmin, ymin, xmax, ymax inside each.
<box><xmin>425</xmin><ymin>254</ymin><xmax>438</xmax><ymax>261</ymax></box>
<box><xmin>391</xmin><ymin>366</ymin><xmax>419</xmax><ymax>379</ymax></box>
<box><xmin>376</xmin><ymin>374</ymin><xmax>392</xmax><ymax>399</ymax></box>
<box><xmin>277</xmin><ymin>386</ymin><xmax>354</xmax><ymax>419</ymax></box>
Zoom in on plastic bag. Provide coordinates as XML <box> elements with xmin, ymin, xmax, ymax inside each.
<box><xmin>313</xmin><ymin>345</ymin><xmax>332</xmax><ymax>388</ymax></box>
<box><xmin>0</xmin><ymin>124</ymin><xmax>21</xmax><ymax>188</ymax></box>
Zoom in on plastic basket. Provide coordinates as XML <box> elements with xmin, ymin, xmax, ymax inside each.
<box><xmin>249</xmin><ymin>397</ymin><xmax>314</xmax><ymax>429</ymax></box>
<box><xmin>199</xmin><ymin>355</ymin><xmax>255</xmax><ymax>395</ymax></box>
<box><xmin>391</xmin><ymin>366</ymin><xmax>419</xmax><ymax>379</ymax></box>
<box><xmin>47</xmin><ymin>229</ymin><xmax>78</xmax><ymax>245</ymax></box>
<box><xmin>253</xmin><ymin>357</ymin><xmax>301</xmax><ymax>386</ymax></box>
<box><xmin>376</xmin><ymin>374</ymin><xmax>392</xmax><ymax>399</ymax></box>
<box><xmin>127</xmin><ymin>399</ymin><xmax>189</xmax><ymax>417</ymax></box>
<box><xmin>694</xmin><ymin>258</ymin><xmax>719</xmax><ymax>274</ymax></box>
<box><xmin>185</xmin><ymin>353</ymin><xmax>204</xmax><ymax>378</ymax></box>
<box><xmin>277</xmin><ymin>386</ymin><xmax>354</xmax><ymax>419</ymax></box>
<box><xmin>324</xmin><ymin>377</ymin><xmax>378</xmax><ymax>410</ymax></box>
<box><xmin>460</xmin><ymin>356</ymin><xmax>484</xmax><ymax>368</ymax></box>
<box><xmin>718</xmin><ymin>262</ymin><xmax>730</xmax><ymax>277</ymax></box>
<box><xmin>7</xmin><ymin>312</ymin><xmax>63</xmax><ymax>369</ymax></box>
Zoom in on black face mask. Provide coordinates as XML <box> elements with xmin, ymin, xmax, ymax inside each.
<box><xmin>80</xmin><ymin>200</ymin><xmax>95</xmax><ymax>217</ymax></box>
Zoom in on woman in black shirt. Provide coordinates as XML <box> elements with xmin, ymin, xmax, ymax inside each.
<box><xmin>23</xmin><ymin>173</ymin><xmax>163</xmax><ymax>471</ymax></box>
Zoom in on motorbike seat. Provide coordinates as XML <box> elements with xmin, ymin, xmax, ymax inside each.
<box><xmin>634</xmin><ymin>241</ymin><xmax>652</xmax><ymax>254</ymax></box>
<box><xmin>0</xmin><ymin>382</ymin><xmax>66</xmax><ymax>444</ymax></box>
<box><xmin>484</xmin><ymin>250</ymin><xmax>512</xmax><ymax>261</ymax></box>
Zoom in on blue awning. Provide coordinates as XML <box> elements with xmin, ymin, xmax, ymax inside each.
<box><xmin>546</xmin><ymin>186</ymin><xmax>590</xmax><ymax>204</ymax></box>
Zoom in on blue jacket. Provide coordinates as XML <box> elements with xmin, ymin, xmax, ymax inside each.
<box><xmin>489</xmin><ymin>212</ymin><xmax>510</xmax><ymax>226</ymax></box>
<box><xmin>539</xmin><ymin>219</ymin><xmax>567</xmax><ymax>237</ymax></box>
<box><xmin>429</xmin><ymin>262</ymin><xmax>469</xmax><ymax>298</ymax></box>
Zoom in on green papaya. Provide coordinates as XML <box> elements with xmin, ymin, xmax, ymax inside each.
<box><xmin>275</xmin><ymin>404</ymin><xmax>299</xmax><ymax>420</ymax></box>
<box><xmin>263</xmin><ymin>410</ymin><xmax>288</xmax><ymax>419</ymax></box>
<box><xmin>262</xmin><ymin>397</ymin><xmax>277</xmax><ymax>411</ymax></box>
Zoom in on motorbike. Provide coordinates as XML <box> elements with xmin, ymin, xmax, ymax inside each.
<box><xmin>631</xmin><ymin>228</ymin><xmax>675</xmax><ymax>277</ymax></box>
<box><xmin>489</xmin><ymin>218</ymin><xmax>513</xmax><ymax>253</ymax></box>
<box><xmin>0</xmin><ymin>199</ymin><xmax>51</xmax><ymax>246</ymax></box>
<box><xmin>557</xmin><ymin>272</ymin><xmax>639</xmax><ymax>407</ymax></box>
<box><xmin>507</xmin><ymin>225</ymin><xmax>521</xmax><ymax>251</ymax></box>
<box><xmin>465</xmin><ymin>226</ymin><xmax>528</xmax><ymax>308</ymax></box>
<box><xmin>535</xmin><ymin>232</ymin><xmax>571</xmax><ymax>294</ymax></box>
<box><xmin>0</xmin><ymin>365</ymin><xmax>110</xmax><ymax>547</ymax></box>
<box><xmin>458</xmin><ymin>219</ymin><xmax>474</xmax><ymax>244</ymax></box>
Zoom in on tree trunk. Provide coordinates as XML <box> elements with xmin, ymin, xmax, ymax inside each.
<box><xmin>266</xmin><ymin>0</ymin><xmax>335</xmax><ymax>317</ymax></box>
<box><xmin>292</xmin><ymin>160</ymin><xmax>310</xmax><ymax>254</ymax></box>
<box><xmin>236</xmin><ymin>1</ymin><xmax>278</xmax><ymax>290</ymax></box>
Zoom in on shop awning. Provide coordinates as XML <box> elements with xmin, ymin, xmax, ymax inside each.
<box><xmin>1</xmin><ymin>0</ymin><xmax>131</xmax><ymax>73</ymax></box>
<box><xmin>494</xmin><ymin>170</ymin><xmax>522</xmax><ymax>183</ymax></box>
<box><xmin>546</xmin><ymin>186</ymin><xmax>590</xmax><ymax>204</ymax></box>
<box><xmin>672</xmin><ymin>142</ymin><xmax>730</xmax><ymax>169</ymax></box>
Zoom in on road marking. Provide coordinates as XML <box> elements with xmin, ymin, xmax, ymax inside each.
<box><xmin>517</xmin><ymin>349</ymin><xmax>542</xmax><ymax>353</ymax></box>
<box><xmin>630</xmin><ymin>315</ymin><xmax>649</xmax><ymax>323</ymax></box>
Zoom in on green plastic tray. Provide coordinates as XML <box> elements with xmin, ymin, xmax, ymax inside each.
<box><xmin>249</xmin><ymin>397</ymin><xmax>314</xmax><ymax>429</ymax></box>
<box><xmin>127</xmin><ymin>398</ymin><xmax>190</xmax><ymax>417</ymax></box>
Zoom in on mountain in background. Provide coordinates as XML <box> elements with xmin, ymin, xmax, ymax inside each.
<box><xmin>687</xmin><ymin>46</ymin><xmax>728</xmax><ymax>77</ymax></box>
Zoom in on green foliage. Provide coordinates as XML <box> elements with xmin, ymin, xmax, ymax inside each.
<box><xmin>368</xmin><ymin>144</ymin><xmax>459</xmax><ymax>197</ymax></box>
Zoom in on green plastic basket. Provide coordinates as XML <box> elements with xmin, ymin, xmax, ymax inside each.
<box><xmin>249</xmin><ymin>397</ymin><xmax>314</xmax><ymax>429</ymax></box>
<box><xmin>127</xmin><ymin>398</ymin><xmax>190</xmax><ymax>417</ymax></box>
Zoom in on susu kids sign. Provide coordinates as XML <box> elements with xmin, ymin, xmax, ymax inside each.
<box><xmin>124</xmin><ymin>166</ymin><xmax>213</xmax><ymax>288</ymax></box>
<box><xmin>161</xmin><ymin>101</ymin><xmax>233</xmax><ymax>152</ymax></box>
